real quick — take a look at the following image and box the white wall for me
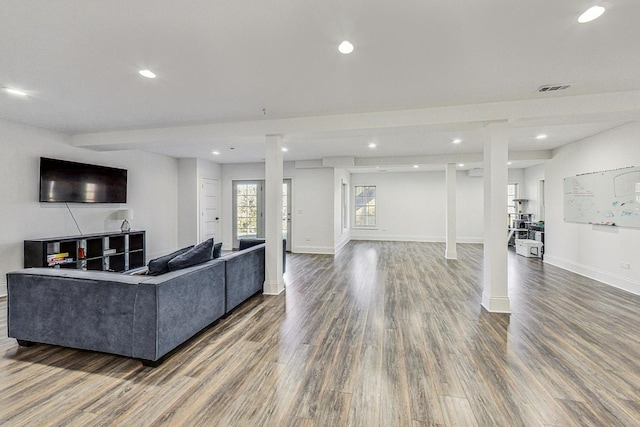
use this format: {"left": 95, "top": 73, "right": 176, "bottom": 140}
{"left": 351, "top": 171, "right": 484, "bottom": 243}
{"left": 522, "top": 164, "right": 545, "bottom": 221}
{"left": 508, "top": 168, "right": 525, "bottom": 192}
{"left": 457, "top": 172, "right": 485, "bottom": 242}
{"left": 0, "top": 119, "right": 179, "bottom": 297}
{"left": 292, "top": 167, "right": 335, "bottom": 253}
{"left": 178, "top": 159, "right": 199, "bottom": 246}
{"left": 545, "top": 122, "right": 640, "bottom": 295}
{"left": 177, "top": 158, "right": 222, "bottom": 247}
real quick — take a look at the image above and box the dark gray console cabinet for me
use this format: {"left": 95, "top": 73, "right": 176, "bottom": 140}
{"left": 24, "top": 231, "right": 145, "bottom": 272}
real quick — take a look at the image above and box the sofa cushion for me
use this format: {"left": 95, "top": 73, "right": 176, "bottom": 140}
{"left": 213, "top": 242, "right": 223, "bottom": 259}
{"left": 147, "top": 246, "right": 193, "bottom": 276}
{"left": 168, "top": 238, "right": 214, "bottom": 271}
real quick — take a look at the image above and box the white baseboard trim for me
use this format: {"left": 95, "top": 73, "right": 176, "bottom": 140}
{"left": 481, "top": 293, "right": 511, "bottom": 313}
{"left": 292, "top": 245, "right": 334, "bottom": 255}
{"left": 335, "top": 237, "right": 350, "bottom": 253}
{"left": 263, "top": 280, "right": 285, "bottom": 296}
{"left": 350, "top": 235, "right": 483, "bottom": 244}
{"left": 544, "top": 254, "right": 640, "bottom": 296}
{"left": 0, "top": 280, "right": 6, "bottom": 299}
{"left": 459, "top": 237, "right": 484, "bottom": 244}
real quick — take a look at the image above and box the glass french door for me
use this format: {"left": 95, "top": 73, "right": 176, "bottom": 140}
{"left": 233, "top": 179, "right": 292, "bottom": 250}
{"left": 283, "top": 179, "right": 291, "bottom": 252}
{"left": 233, "top": 181, "right": 263, "bottom": 249}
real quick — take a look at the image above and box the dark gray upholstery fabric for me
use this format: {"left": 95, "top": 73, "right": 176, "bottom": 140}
{"left": 167, "top": 238, "right": 213, "bottom": 271}
{"left": 7, "top": 260, "right": 227, "bottom": 362}
{"left": 7, "top": 270, "right": 146, "bottom": 357}
{"left": 223, "top": 244, "right": 265, "bottom": 313}
{"left": 238, "top": 238, "right": 266, "bottom": 250}
{"left": 137, "top": 259, "right": 226, "bottom": 359}
{"left": 6, "top": 240, "right": 267, "bottom": 363}
{"left": 238, "top": 238, "right": 286, "bottom": 272}
{"left": 147, "top": 245, "right": 193, "bottom": 276}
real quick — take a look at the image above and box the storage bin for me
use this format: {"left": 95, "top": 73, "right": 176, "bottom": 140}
{"left": 515, "top": 239, "right": 543, "bottom": 258}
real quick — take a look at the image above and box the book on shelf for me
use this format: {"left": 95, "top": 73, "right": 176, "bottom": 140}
{"left": 46, "top": 252, "right": 70, "bottom": 262}
{"left": 48, "top": 257, "right": 75, "bottom": 266}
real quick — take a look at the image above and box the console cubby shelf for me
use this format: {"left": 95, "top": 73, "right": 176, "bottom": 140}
{"left": 24, "top": 230, "right": 145, "bottom": 273}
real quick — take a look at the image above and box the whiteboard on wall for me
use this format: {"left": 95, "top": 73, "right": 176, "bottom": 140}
{"left": 564, "top": 166, "right": 640, "bottom": 228}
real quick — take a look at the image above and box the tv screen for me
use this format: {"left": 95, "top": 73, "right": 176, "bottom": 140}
{"left": 39, "top": 157, "right": 128, "bottom": 203}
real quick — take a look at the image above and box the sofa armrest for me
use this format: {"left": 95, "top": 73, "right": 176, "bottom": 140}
{"left": 238, "top": 238, "right": 286, "bottom": 273}
{"left": 7, "top": 269, "right": 146, "bottom": 357}
{"left": 223, "top": 244, "right": 265, "bottom": 313}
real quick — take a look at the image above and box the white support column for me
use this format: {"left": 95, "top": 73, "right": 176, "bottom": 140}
{"left": 445, "top": 162, "right": 458, "bottom": 259}
{"left": 482, "top": 122, "right": 510, "bottom": 313}
{"left": 264, "top": 134, "right": 285, "bottom": 295}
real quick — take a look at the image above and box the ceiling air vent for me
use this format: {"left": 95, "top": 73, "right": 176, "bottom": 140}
{"left": 537, "top": 84, "right": 571, "bottom": 93}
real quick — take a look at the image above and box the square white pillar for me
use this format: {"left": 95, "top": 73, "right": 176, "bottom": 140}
{"left": 482, "top": 122, "right": 510, "bottom": 313}
{"left": 445, "top": 162, "right": 458, "bottom": 259}
{"left": 264, "top": 134, "right": 285, "bottom": 295}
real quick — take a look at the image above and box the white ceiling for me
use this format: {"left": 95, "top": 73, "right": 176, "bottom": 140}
{"left": 2, "top": 0, "right": 640, "bottom": 169}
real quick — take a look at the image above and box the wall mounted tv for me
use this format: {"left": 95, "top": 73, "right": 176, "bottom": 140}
{"left": 39, "top": 157, "right": 128, "bottom": 203}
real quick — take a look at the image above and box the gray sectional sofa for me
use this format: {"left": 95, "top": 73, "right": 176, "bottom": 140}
{"left": 7, "top": 243, "right": 266, "bottom": 366}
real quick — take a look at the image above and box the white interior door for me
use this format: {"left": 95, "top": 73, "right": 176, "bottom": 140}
{"left": 200, "top": 177, "right": 220, "bottom": 244}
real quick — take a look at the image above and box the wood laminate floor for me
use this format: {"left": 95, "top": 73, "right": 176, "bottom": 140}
{"left": 1, "top": 241, "right": 639, "bottom": 426}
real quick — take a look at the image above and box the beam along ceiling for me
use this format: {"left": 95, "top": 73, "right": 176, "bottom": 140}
{"left": 1, "top": 1, "right": 640, "bottom": 167}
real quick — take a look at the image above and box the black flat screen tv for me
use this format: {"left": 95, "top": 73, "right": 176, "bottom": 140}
{"left": 39, "top": 157, "right": 128, "bottom": 203}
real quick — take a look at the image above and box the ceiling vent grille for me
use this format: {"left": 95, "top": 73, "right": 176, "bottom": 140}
{"left": 537, "top": 84, "right": 571, "bottom": 93}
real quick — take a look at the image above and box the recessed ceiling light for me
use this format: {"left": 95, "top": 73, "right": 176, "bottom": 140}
{"left": 536, "top": 134, "right": 548, "bottom": 140}
{"left": 3, "top": 87, "right": 27, "bottom": 97}
{"left": 368, "top": 142, "right": 377, "bottom": 148}
{"left": 413, "top": 165, "right": 419, "bottom": 169}
{"left": 139, "top": 69, "right": 156, "bottom": 79}
{"left": 338, "top": 40, "right": 354, "bottom": 54}
{"left": 458, "top": 163, "right": 465, "bottom": 167}
{"left": 281, "top": 147, "right": 288, "bottom": 152}
{"left": 452, "top": 138, "right": 462, "bottom": 144}
{"left": 507, "top": 161, "right": 513, "bottom": 165}
{"left": 578, "top": 5, "right": 605, "bottom": 23}
{"left": 212, "top": 151, "right": 220, "bottom": 155}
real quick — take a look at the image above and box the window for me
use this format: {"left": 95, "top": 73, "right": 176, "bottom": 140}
{"left": 355, "top": 185, "right": 376, "bottom": 226}
{"left": 507, "top": 183, "right": 518, "bottom": 226}
{"left": 341, "top": 181, "right": 348, "bottom": 231}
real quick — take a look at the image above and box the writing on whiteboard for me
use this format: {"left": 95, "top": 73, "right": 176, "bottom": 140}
{"left": 564, "top": 166, "right": 640, "bottom": 228}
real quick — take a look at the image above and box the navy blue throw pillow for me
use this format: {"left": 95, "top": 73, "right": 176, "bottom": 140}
{"left": 147, "top": 246, "right": 193, "bottom": 276}
{"left": 167, "top": 238, "right": 214, "bottom": 271}
{"left": 213, "top": 242, "right": 223, "bottom": 259}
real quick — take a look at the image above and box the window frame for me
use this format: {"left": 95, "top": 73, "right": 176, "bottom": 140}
{"left": 354, "top": 185, "right": 377, "bottom": 228}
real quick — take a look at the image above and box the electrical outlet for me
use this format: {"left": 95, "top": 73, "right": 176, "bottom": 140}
{"left": 621, "top": 262, "right": 630, "bottom": 269}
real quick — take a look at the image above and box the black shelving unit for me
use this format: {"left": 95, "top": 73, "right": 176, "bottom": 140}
{"left": 24, "top": 231, "right": 145, "bottom": 273}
